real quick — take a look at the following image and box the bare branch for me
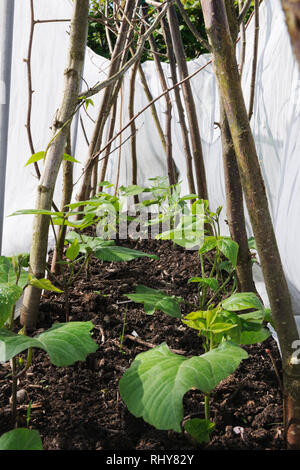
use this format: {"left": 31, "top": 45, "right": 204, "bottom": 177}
{"left": 25, "top": 0, "right": 60, "bottom": 213}
{"left": 142, "top": 6, "right": 176, "bottom": 185}
{"left": 238, "top": 0, "right": 252, "bottom": 25}
{"left": 91, "top": 59, "right": 212, "bottom": 168}
{"left": 115, "top": 87, "right": 125, "bottom": 194}
{"left": 25, "top": 0, "right": 40, "bottom": 178}
{"left": 174, "top": 0, "right": 211, "bottom": 52}
{"left": 105, "top": 1, "right": 114, "bottom": 55}
{"left": 145, "top": 0, "right": 165, "bottom": 7}
{"left": 34, "top": 19, "right": 70, "bottom": 24}
{"left": 79, "top": 0, "right": 174, "bottom": 99}
{"left": 73, "top": 58, "right": 212, "bottom": 190}
{"left": 238, "top": 0, "right": 246, "bottom": 75}
{"left": 248, "top": 0, "right": 259, "bottom": 121}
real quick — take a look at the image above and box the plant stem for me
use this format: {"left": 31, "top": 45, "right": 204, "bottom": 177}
{"left": 72, "top": 252, "right": 92, "bottom": 285}
{"left": 65, "top": 283, "right": 70, "bottom": 322}
{"left": 13, "top": 349, "right": 33, "bottom": 383}
{"left": 204, "top": 394, "right": 210, "bottom": 420}
{"left": 199, "top": 286, "right": 207, "bottom": 309}
{"left": 120, "top": 306, "right": 127, "bottom": 352}
{"left": 230, "top": 276, "right": 237, "bottom": 296}
{"left": 209, "top": 253, "right": 218, "bottom": 279}
{"left": 11, "top": 357, "right": 17, "bottom": 427}
{"left": 199, "top": 253, "right": 205, "bottom": 278}
{"left": 10, "top": 348, "right": 33, "bottom": 427}
{"left": 207, "top": 273, "right": 233, "bottom": 307}
{"left": 266, "top": 348, "right": 284, "bottom": 394}
{"left": 8, "top": 305, "right": 16, "bottom": 331}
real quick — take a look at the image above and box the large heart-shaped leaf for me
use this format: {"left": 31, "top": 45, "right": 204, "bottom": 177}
{"left": 220, "top": 310, "right": 271, "bottom": 345}
{"left": 65, "top": 231, "right": 115, "bottom": 254}
{"left": 182, "top": 311, "right": 207, "bottom": 332}
{"left": 238, "top": 311, "right": 271, "bottom": 345}
{"left": 9, "top": 209, "right": 63, "bottom": 218}
{"left": 28, "top": 276, "right": 63, "bottom": 293}
{"left": 198, "top": 236, "right": 217, "bottom": 254}
{"left": 119, "top": 185, "right": 146, "bottom": 197}
{"left": 66, "top": 238, "right": 80, "bottom": 261}
{"left": 0, "top": 284, "right": 23, "bottom": 328}
{"left": 157, "top": 230, "right": 202, "bottom": 250}
{"left": 119, "top": 341, "right": 248, "bottom": 432}
{"left": 124, "top": 285, "right": 182, "bottom": 318}
{"left": 0, "top": 428, "right": 43, "bottom": 450}
{"left": 157, "top": 215, "right": 204, "bottom": 250}
{"left": 222, "top": 292, "right": 264, "bottom": 312}
{"left": 217, "top": 237, "right": 239, "bottom": 268}
{"left": 0, "top": 256, "right": 11, "bottom": 283}
{"left": 0, "top": 321, "right": 98, "bottom": 366}
{"left": 94, "top": 246, "right": 158, "bottom": 262}
{"left": 188, "top": 277, "right": 219, "bottom": 292}
{"left": 239, "top": 323, "right": 271, "bottom": 345}
{"left": 0, "top": 256, "right": 28, "bottom": 288}
{"left": 184, "top": 419, "right": 215, "bottom": 444}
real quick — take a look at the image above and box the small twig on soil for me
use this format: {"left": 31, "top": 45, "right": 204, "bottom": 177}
{"left": 124, "top": 334, "right": 186, "bottom": 355}
{"left": 265, "top": 348, "right": 284, "bottom": 394}
{"left": 3, "top": 402, "right": 43, "bottom": 413}
{"left": 93, "top": 324, "right": 105, "bottom": 344}
{"left": 25, "top": 384, "right": 46, "bottom": 390}
{"left": 99, "top": 325, "right": 105, "bottom": 344}
{"left": 182, "top": 412, "right": 205, "bottom": 424}
{"left": 98, "top": 426, "right": 120, "bottom": 435}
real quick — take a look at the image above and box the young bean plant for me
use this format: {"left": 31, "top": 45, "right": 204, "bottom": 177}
{"left": 119, "top": 288, "right": 272, "bottom": 444}
{"left": 119, "top": 195, "right": 272, "bottom": 445}
{"left": 0, "top": 254, "right": 98, "bottom": 436}
{"left": 158, "top": 199, "right": 240, "bottom": 308}
{"left": 10, "top": 189, "right": 159, "bottom": 321}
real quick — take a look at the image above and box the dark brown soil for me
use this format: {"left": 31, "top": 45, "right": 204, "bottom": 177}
{"left": 0, "top": 237, "right": 285, "bottom": 451}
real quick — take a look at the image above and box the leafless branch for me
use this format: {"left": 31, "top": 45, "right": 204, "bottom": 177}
{"left": 105, "top": 1, "right": 114, "bottom": 55}
{"left": 25, "top": 0, "right": 40, "bottom": 178}
{"left": 25, "top": 0, "right": 61, "bottom": 213}
{"left": 238, "top": 0, "right": 252, "bottom": 25}
{"left": 79, "top": 0, "right": 174, "bottom": 99}
{"left": 34, "top": 19, "right": 71, "bottom": 24}
{"left": 238, "top": 1, "right": 246, "bottom": 76}
{"left": 92, "top": 59, "right": 212, "bottom": 167}
{"left": 174, "top": 0, "right": 211, "bottom": 52}
{"left": 73, "top": 58, "right": 212, "bottom": 189}
{"left": 145, "top": 0, "right": 164, "bottom": 7}
{"left": 248, "top": 0, "right": 260, "bottom": 121}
